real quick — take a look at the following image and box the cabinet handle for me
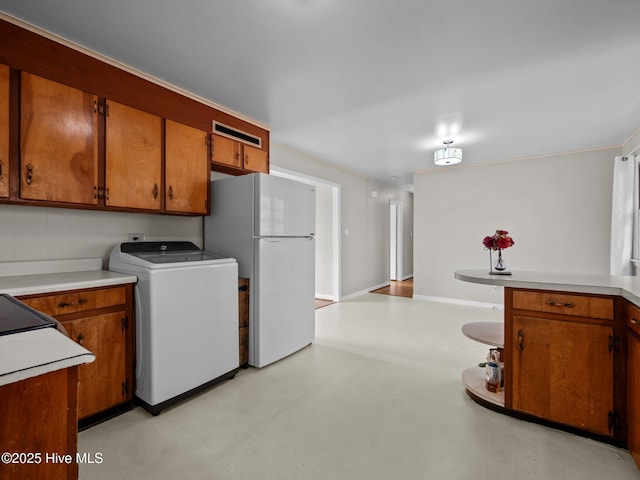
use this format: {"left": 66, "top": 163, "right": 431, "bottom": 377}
{"left": 517, "top": 329, "right": 525, "bottom": 351}
{"left": 631, "top": 318, "right": 639, "bottom": 324}
{"left": 152, "top": 183, "right": 159, "bottom": 199}
{"left": 77, "top": 333, "right": 84, "bottom": 346}
{"left": 168, "top": 185, "right": 174, "bottom": 201}
{"left": 25, "top": 163, "right": 33, "bottom": 185}
{"left": 545, "top": 300, "right": 574, "bottom": 308}
{"left": 58, "top": 298, "right": 87, "bottom": 308}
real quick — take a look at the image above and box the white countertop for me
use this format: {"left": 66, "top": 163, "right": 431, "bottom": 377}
{"left": 455, "top": 269, "right": 640, "bottom": 306}
{"left": 0, "top": 258, "right": 137, "bottom": 296}
{"left": 0, "top": 258, "right": 135, "bottom": 385}
{"left": 0, "top": 328, "right": 95, "bottom": 386}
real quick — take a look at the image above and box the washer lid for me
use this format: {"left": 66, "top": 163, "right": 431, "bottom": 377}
{"left": 119, "top": 241, "right": 232, "bottom": 264}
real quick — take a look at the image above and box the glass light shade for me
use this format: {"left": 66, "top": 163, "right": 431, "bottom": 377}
{"left": 434, "top": 146, "right": 463, "bottom": 166}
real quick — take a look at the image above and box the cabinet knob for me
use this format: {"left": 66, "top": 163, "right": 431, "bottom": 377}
{"left": 168, "top": 185, "right": 174, "bottom": 201}
{"left": 77, "top": 333, "right": 85, "bottom": 345}
{"left": 152, "top": 183, "right": 159, "bottom": 199}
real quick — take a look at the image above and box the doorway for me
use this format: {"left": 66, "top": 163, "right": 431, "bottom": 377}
{"left": 389, "top": 200, "right": 403, "bottom": 281}
{"left": 372, "top": 200, "right": 413, "bottom": 298}
{"left": 270, "top": 166, "right": 341, "bottom": 305}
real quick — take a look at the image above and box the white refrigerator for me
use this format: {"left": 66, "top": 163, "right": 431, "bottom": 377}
{"left": 204, "top": 173, "right": 316, "bottom": 368}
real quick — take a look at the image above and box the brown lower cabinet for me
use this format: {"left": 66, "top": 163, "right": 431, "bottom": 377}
{"left": 511, "top": 315, "right": 614, "bottom": 436}
{"left": 627, "top": 302, "right": 640, "bottom": 467}
{"left": 0, "top": 366, "right": 79, "bottom": 480}
{"left": 18, "top": 284, "right": 134, "bottom": 423}
{"left": 505, "top": 288, "right": 623, "bottom": 440}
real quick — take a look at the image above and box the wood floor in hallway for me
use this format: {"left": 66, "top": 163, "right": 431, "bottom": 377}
{"left": 371, "top": 278, "right": 413, "bottom": 298}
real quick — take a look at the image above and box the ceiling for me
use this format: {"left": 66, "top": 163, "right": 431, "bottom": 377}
{"left": 1, "top": 1, "right": 640, "bottom": 190}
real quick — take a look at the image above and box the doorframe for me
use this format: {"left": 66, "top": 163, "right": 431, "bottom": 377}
{"left": 269, "top": 166, "right": 341, "bottom": 302}
{"left": 389, "top": 200, "right": 403, "bottom": 282}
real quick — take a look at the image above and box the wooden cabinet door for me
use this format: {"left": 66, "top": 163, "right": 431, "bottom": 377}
{"left": 68, "top": 311, "right": 127, "bottom": 419}
{"left": 0, "top": 63, "right": 8, "bottom": 198}
{"left": 105, "top": 100, "right": 161, "bottom": 210}
{"left": 628, "top": 332, "right": 640, "bottom": 466}
{"left": 211, "top": 134, "right": 242, "bottom": 168}
{"left": 20, "top": 72, "right": 98, "bottom": 204}
{"left": 165, "top": 120, "right": 209, "bottom": 214}
{"left": 243, "top": 144, "right": 269, "bottom": 173}
{"left": 512, "top": 315, "right": 614, "bottom": 436}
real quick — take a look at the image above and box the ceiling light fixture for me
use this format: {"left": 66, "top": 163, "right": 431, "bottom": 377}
{"left": 434, "top": 140, "right": 463, "bottom": 166}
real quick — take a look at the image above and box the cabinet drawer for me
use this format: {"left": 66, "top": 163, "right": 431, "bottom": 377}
{"left": 628, "top": 302, "right": 640, "bottom": 335}
{"left": 19, "top": 286, "right": 127, "bottom": 316}
{"left": 512, "top": 290, "right": 613, "bottom": 320}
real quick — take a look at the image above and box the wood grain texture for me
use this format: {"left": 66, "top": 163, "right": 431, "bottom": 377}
{"left": 69, "top": 311, "right": 127, "bottom": 419}
{"left": 165, "top": 120, "right": 209, "bottom": 214}
{"left": 0, "top": 63, "right": 8, "bottom": 198}
{"left": 19, "top": 286, "right": 126, "bottom": 317}
{"left": 512, "top": 315, "right": 614, "bottom": 436}
{"left": 239, "top": 278, "right": 250, "bottom": 367}
{"left": 20, "top": 72, "right": 98, "bottom": 204}
{"left": 627, "top": 331, "right": 640, "bottom": 467}
{"left": 0, "top": 367, "right": 79, "bottom": 480}
{"left": 211, "top": 134, "right": 242, "bottom": 168}
{"left": 0, "top": 19, "right": 269, "bottom": 146}
{"left": 105, "top": 100, "right": 161, "bottom": 210}
{"left": 512, "top": 290, "right": 614, "bottom": 320}
{"left": 243, "top": 144, "right": 269, "bottom": 173}
{"left": 19, "top": 285, "right": 133, "bottom": 421}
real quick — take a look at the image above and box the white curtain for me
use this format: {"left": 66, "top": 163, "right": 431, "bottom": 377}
{"left": 610, "top": 154, "right": 637, "bottom": 275}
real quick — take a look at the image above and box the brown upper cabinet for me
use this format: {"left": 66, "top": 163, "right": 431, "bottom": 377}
{"left": 20, "top": 72, "right": 99, "bottom": 205}
{"left": 0, "top": 63, "right": 8, "bottom": 198}
{"left": 0, "top": 19, "right": 269, "bottom": 215}
{"left": 211, "top": 134, "right": 268, "bottom": 174}
{"left": 165, "top": 120, "right": 209, "bottom": 214}
{"left": 105, "top": 100, "right": 162, "bottom": 210}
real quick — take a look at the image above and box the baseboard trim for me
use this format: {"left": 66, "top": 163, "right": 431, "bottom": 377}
{"left": 340, "top": 283, "right": 389, "bottom": 302}
{"left": 413, "top": 294, "right": 504, "bottom": 310}
{"left": 315, "top": 294, "right": 334, "bottom": 301}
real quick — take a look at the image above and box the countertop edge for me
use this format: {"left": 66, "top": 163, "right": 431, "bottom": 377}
{"left": 455, "top": 269, "right": 640, "bottom": 306}
{"left": 0, "top": 329, "right": 96, "bottom": 386}
{"left": 0, "top": 271, "right": 137, "bottom": 297}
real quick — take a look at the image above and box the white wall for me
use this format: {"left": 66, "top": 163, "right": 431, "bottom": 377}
{"left": 413, "top": 147, "right": 619, "bottom": 305}
{"left": 270, "top": 144, "right": 413, "bottom": 299}
{"left": 0, "top": 204, "right": 202, "bottom": 267}
{"left": 314, "top": 182, "right": 334, "bottom": 299}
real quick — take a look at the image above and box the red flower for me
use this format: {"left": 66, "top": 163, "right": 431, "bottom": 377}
{"left": 482, "top": 229, "right": 515, "bottom": 251}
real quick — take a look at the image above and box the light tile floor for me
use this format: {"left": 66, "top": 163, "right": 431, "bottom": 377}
{"left": 78, "top": 294, "right": 639, "bottom": 479}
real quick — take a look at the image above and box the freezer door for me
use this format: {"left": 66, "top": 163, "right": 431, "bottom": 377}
{"left": 255, "top": 174, "right": 316, "bottom": 237}
{"left": 253, "top": 237, "right": 315, "bottom": 367}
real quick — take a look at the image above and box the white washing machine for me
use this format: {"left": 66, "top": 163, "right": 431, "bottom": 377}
{"left": 109, "top": 241, "right": 239, "bottom": 415}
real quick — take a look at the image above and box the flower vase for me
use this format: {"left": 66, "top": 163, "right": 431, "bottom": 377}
{"left": 490, "top": 249, "right": 512, "bottom": 275}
